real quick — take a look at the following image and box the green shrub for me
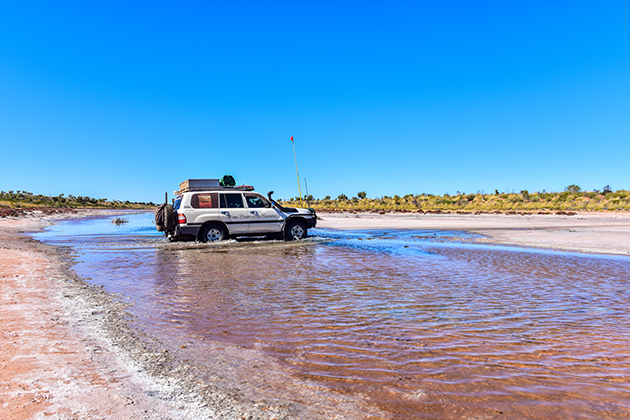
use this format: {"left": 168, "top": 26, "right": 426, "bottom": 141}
{"left": 565, "top": 184, "right": 582, "bottom": 193}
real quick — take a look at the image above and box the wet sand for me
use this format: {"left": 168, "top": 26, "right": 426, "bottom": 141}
{"left": 0, "top": 212, "right": 295, "bottom": 420}
{"left": 0, "top": 216, "right": 179, "bottom": 419}
{"left": 318, "top": 211, "right": 630, "bottom": 256}
{"left": 1, "top": 210, "right": 629, "bottom": 419}
{"left": 1, "top": 213, "right": 148, "bottom": 418}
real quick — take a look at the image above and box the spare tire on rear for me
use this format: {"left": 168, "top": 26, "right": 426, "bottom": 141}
{"left": 155, "top": 203, "right": 175, "bottom": 232}
{"left": 155, "top": 204, "right": 166, "bottom": 231}
{"left": 163, "top": 204, "right": 175, "bottom": 232}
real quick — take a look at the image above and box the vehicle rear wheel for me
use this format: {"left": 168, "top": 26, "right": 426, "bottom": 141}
{"left": 284, "top": 220, "right": 307, "bottom": 241}
{"left": 200, "top": 224, "right": 227, "bottom": 243}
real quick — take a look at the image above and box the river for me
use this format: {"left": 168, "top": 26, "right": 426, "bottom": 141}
{"left": 35, "top": 212, "right": 630, "bottom": 419}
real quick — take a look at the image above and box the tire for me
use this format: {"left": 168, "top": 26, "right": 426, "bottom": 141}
{"left": 164, "top": 204, "right": 175, "bottom": 232}
{"left": 200, "top": 223, "right": 227, "bottom": 243}
{"left": 284, "top": 220, "right": 307, "bottom": 241}
{"left": 155, "top": 204, "right": 166, "bottom": 231}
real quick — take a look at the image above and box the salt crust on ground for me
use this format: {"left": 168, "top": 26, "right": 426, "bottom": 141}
{"left": 317, "top": 211, "right": 630, "bottom": 256}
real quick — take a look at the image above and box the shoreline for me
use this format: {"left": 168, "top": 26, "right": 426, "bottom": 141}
{"left": 2, "top": 210, "right": 629, "bottom": 419}
{"left": 0, "top": 211, "right": 186, "bottom": 419}
{"left": 316, "top": 211, "right": 630, "bottom": 257}
{"left": 0, "top": 211, "right": 296, "bottom": 419}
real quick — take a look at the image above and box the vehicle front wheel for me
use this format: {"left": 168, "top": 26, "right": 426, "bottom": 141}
{"left": 199, "top": 224, "right": 227, "bottom": 243}
{"left": 285, "top": 220, "right": 307, "bottom": 241}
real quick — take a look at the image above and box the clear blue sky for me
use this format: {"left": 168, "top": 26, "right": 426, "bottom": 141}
{"left": 1, "top": 1, "right": 629, "bottom": 203}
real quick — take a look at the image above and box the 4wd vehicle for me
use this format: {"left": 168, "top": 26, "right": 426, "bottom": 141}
{"left": 155, "top": 179, "right": 317, "bottom": 242}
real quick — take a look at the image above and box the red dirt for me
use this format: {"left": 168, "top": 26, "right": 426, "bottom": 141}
{"left": 0, "top": 218, "right": 176, "bottom": 419}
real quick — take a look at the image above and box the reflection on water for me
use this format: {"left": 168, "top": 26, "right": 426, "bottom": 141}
{"left": 36, "top": 212, "right": 630, "bottom": 419}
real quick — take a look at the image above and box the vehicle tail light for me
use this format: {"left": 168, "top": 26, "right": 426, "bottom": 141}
{"left": 178, "top": 213, "right": 187, "bottom": 224}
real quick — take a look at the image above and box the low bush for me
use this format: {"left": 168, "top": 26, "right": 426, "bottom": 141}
{"left": 284, "top": 189, "right": 630, "bottom": 213}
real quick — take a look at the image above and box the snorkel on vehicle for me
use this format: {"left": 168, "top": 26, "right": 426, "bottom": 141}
{"left": 267, "top": 191, "right": 299, "bottom": 213}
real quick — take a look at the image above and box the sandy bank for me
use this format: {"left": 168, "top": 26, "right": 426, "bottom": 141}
{"left": 0, "top": 212, "right": 186, "bottom": 419}
{"left": 0, "top": 211, "right": 298, "bottom": 420}
{"left": 317, "top": 211, "right": 630, "bottom": 256}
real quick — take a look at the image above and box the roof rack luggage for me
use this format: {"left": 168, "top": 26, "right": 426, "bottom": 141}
{"left": 176, "top": 179, "right": 255, "bottom": 194}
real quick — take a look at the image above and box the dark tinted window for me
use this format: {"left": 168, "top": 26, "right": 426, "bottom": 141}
{"left": 245, "top": 194, "right": 268, "bottom": 208}
{"left": 220, "top": 193, "right": 244, "bottom": 208}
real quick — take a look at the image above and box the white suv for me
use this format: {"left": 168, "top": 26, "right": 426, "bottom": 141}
{"left": 158, "top": 187, "right": 317, "bottom": 242}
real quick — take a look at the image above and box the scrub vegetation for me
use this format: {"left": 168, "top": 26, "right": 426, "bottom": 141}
{"left": 282, "top": 185, "right": 630, "bottom": 213}
{"left": 0, "top": 190, "right": 155, "bottom": 209}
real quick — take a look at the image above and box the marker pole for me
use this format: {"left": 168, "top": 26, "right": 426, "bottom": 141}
{"left": 292, "top": 137, "right": 304, "bottom": 206}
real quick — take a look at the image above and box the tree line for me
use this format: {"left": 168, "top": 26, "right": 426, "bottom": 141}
{"left": 0, "top": 190, "right": 155, "bottom": 209}
{"left": 280, "top": 185, "right": 630, "bottom": 212}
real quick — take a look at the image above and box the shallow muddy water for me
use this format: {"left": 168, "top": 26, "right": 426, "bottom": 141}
{"left": 36, "top": 212, "right": 630, "bottom": 419}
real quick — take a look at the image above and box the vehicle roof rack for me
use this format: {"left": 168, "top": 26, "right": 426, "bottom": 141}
{"left": 175, "top": 180, "right": 255, "bottom": 195}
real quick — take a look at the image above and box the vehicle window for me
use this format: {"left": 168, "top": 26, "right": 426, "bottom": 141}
{"left": 244, "top": 194, "right": 268, "bottom": 208}
{"left": 191, "top": 193, "right": 218, "bottom": 209}
{"left": 220, "top": 193, "right": 244, "bottom": 208}
{"left": 173, "top": 196, "right": 182, "bottom": 210}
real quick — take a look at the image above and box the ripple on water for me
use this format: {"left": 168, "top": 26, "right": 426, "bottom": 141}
{"left": 35, "top": 213, "right": 630, "bottom": 419}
